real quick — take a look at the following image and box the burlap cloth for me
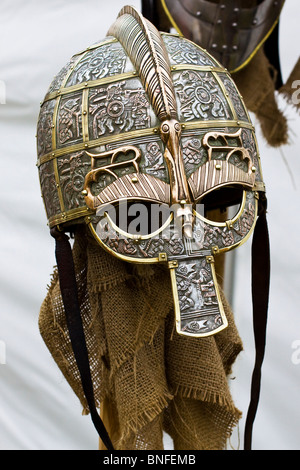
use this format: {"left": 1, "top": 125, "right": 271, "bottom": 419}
{"left": 233, "top": 49, "right": 300, "bottom": 148}
{"left": 39, "top": 225, "right": 243, "bottom": 450}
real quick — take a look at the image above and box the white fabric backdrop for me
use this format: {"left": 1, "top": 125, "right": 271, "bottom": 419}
{"left": 0, "top": 0, "right": 299, "bottom": 450}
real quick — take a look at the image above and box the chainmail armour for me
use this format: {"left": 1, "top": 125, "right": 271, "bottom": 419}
{"left": 39, "top": 225, "right": 242, "bottom": 450}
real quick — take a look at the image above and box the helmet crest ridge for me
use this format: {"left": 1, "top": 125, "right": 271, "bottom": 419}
{"left": 108, "top": 5, "right": 177, "bottom": 122}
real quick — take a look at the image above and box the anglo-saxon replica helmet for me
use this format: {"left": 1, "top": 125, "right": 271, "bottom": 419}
{"left": 37, "top": 6, "right": 269, "bottom": 450}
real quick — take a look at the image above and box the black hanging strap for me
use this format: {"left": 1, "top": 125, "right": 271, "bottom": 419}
{"left": 50, "top": 226, "right": 114, "bottom": 451}
{"left": 244, "top": 196, "right": 270, "bottom": 450}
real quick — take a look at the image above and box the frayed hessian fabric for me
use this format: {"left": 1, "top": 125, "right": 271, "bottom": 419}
{"left": 39, "top": 225, "right": 243, "bottom": 450}
{"left": 233, "top": 47, "right": 289, "bottom": 148}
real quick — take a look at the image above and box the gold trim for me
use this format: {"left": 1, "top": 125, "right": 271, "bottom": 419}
{"left": 87, "top": 221, "right": 160, "bottom": 264}
{"left": 37, "top": 127, "right": 159, "bottom": 167}
{"left": 161, "top": 0, "right": 184, "bottom": 37}
{"left": 218, "top": 197, "right": 258, "bottom": 254}
{"left": 213, "top": 71, "right": 253, "bottom": 124}
{"left": 194, "top": 190, "right": 247, "bottom": 228}
{"left": 51, "top": 95, "right": 64, "bottom": 211}
{"left": 42, "top": 71, "right": 137, "bottom": 104}
{"left": 183, "top": 119, "right": 254, "bottom": 132}
{"left": 171, "top": 64, "right": 226, "bottom": 73}
{"left": 53, "top": 158, "right": 65, "bottom": 212}
{"left": 48, "top": 206, "right": 94, "bottom": 228}
{"left": 104, "top": 211, "right": 173, "bottom": 240}
{"left": 212, "top": 71, "right": 238, "bottom": 121}
{"left": 252, "top": 131, "right": 265, "bottom": 189}
{"left": 82, "top": 87, "right": 89, "bottom": 143}
{"left": 253, "top": 181, "right": 265, "bottom": 192}
{"left": 74, "top": 37, "right": 118, "bottom": 57}
{"left": 51, "top": 94, "right": 60, "bottom": 150}
{"left": 192, "top": 191, "right": 258, "bottom": 254}
{"left": 37, "top": 119, "right": 255, "bottom": 167}
{"left": 219, "top": 198, "right": 258, "bottom": 253}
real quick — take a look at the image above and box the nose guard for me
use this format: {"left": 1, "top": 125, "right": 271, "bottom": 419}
{"left": 169, "top": 255, "right": 227, "bottom": 337}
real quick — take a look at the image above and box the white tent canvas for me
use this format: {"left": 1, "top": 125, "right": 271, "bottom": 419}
{"left": 0, "top": 0, "right": 299, "bottom": 450}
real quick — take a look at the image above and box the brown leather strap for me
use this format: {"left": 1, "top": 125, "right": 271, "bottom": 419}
{"left": 244, "top": 195, "right": 270, "bottom": 450}
{"left": 263, "top": 21, "right": 283, "bottom": 89}
{"left": 50, "top": 226, "right": 114, "bottom": 451}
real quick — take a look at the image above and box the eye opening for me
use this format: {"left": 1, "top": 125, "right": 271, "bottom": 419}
{"left": 197, "top": 185, "right": 245, "bottom": 224}
{"left": 105, "top": 200, "right": 172, "bottom": 238}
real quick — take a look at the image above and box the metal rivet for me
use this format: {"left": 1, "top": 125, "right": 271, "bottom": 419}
{"left": 232, "top": 45, "right": 238, "bottom": 51}
{"left": 131, "top": 176, "right": 138, "bottom": 183}
{"left": 211, "top": 43, "right": 217, "bottom": 49}
{"left": 133, "top": 236, "right": 142, "bottom": 244}
{"left": 196, "top": 11, "right": 201, "bottom": 16}
{"left": 84, "top": 143, "right": 88, "bottom": 148}
{"left": 84, "top": 82, "right": 88, "bottom": 86}
{"left": 252, "top": 166, "right": 257, "bottom": 173}
{"left": 83, "top": 110, "right": 87, "bottom": 115}
{"left": 232, "top": 22, "right": 237, "bottom": 27}
{"left": 222, "top": 44, "right": 228, "bottom": 50}
{"left": 81, "top": 189, "right": 88, "bottom": 196}
{"left": 215, "top": 163, "right": 221, "bottom": 170}
{"left": 217, "top": 19, "right": 222, "bottom": 24}
{"left": 180, "top": 199, "right": 187, "bottom": 205}
{"left": 233, "top": 7, "right": 239, "bottom": 12}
